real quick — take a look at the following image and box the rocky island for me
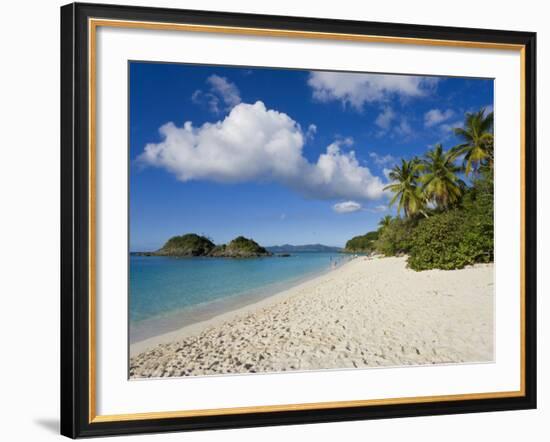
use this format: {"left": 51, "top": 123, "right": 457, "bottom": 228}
{"left": 209, "top": 236, "right": 272, "bottom": 258}
{"left": 133, "top": 233, "right": 272, "bottom": 258}
{"left": 154, "top": 233, "right": 215, "bottom": 256}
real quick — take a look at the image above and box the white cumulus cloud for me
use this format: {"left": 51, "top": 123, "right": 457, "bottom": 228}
{"left": 138, "top": 101, "right": 386, "bottom": 201}
{"left": 333, "top": 201, "right": 362, "bottom": 213}
{"left": 424, "top": 108, "right": 455, "bottom": 127}
{"left": 308, "top": 72, "right": 438, "bottom": 110}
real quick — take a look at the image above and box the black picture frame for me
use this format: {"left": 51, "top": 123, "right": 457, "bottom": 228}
{"left": 61, "top": 2, "right": 537, "bottom": 438}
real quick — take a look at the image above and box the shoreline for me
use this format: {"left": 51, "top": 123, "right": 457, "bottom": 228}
{"left": 130, "top": 256, "right": 357, "bottom": 356}
{"left": 130, "top": 256, "right": 494, "bottom": 377}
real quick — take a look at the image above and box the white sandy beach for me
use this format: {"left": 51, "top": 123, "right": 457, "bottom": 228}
{"left": 129, "top": 256, "right": 494, "bottom": 378}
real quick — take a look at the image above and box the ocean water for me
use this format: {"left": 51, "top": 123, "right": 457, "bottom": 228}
{"left": 129, "top": 252, "right": 348, "bottom": 342}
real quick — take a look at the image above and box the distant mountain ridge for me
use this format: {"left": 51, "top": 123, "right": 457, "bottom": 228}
{"left": 266, "top": 244, "right": 342, "bottom": 253}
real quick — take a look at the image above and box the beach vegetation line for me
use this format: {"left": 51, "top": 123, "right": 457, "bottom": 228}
{"left": 347, "top": 107, "right": 494, "bottom": 270}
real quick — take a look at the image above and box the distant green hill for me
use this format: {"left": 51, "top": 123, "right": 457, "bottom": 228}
{"left": 343, "top": 231, "right": 379, "bottom": 253}
{"left": 209, "top": 236, "right": 272, "bottom": 257}
{"left": 267, "top": 244, "right": 342, "bottom": 253}
{"left": 155, "top": 233, "right": 215, "bottom": 257}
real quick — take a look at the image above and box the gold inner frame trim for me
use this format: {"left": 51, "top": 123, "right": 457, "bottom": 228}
{"left": 88, "top": 18, "right": 527, "bottom": 424}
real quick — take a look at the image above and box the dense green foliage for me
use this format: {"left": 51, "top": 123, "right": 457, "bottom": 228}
{"left": 157, "top": 233, "right": 215, "bottom": 256}
{"left": 374, "top": 217, "right": 417, "bottom": 257}
{"left": 344, "top": 231, "right": 379, "bottom": 253}
{"left": 408, "top": 177, "right": 493, "bottom": 270}
{"left": 374, "top": 173, "right": 493, "bottom": 270}
{"left": 378, "top": 172, "right": 493, "bottom": 271}
{"left": 345, "top": 107, "right": 494, "bottom": 271}
{"left": 378, "top": 215, "right": 392, "bottom": 229}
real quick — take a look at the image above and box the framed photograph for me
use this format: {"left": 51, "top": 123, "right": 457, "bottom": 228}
{"left": 60, "top": 2, "right": 537, "bottom": 438}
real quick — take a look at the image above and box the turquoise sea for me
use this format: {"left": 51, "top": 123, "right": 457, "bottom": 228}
{"left": 129, "top": 252, "right": 348, "bottom": 343}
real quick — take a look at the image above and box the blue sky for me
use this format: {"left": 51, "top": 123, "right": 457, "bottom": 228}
{"left": 130, "top": 62, "right": 493, "bottom": 250}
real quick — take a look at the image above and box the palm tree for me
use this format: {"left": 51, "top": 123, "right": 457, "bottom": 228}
{"left": 378, "top": 215, "right": 392, "bottom": 230}
{"left": 384, "top": 159, "right": 426, "bottom": 218}
{"left": 418, "top": 144, "right": 465, "bottom": 210}
{"left": 451, "top": 108, "right": 494, "bottom": 176}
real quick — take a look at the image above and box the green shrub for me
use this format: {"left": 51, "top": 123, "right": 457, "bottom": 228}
{"left": 407, "top": 178, "right": 493, "bottom": 270}
{"left": 408, "top": 210, "right": 470, "bottom": 270}
{"left": 374, "top": 218, "right": 416, "bottom": 256}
